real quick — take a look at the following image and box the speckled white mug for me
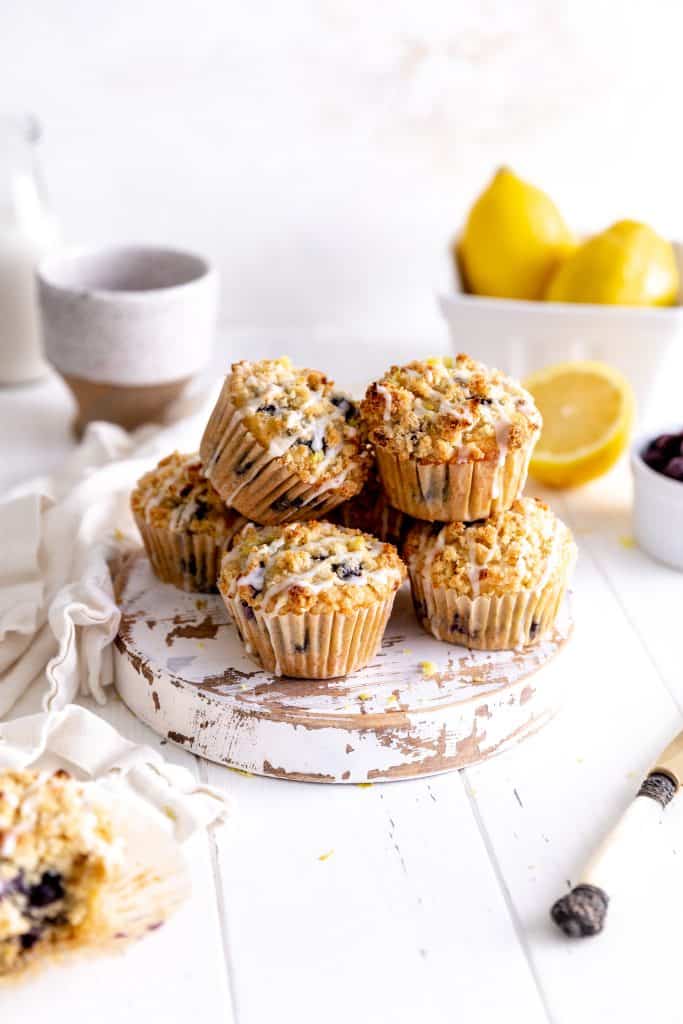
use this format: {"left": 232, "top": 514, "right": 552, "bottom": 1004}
{"left": 37, "top": 244, "right": 218, "bottom": 433}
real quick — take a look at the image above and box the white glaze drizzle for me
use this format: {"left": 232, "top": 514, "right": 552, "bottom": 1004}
{"left": 236, "top": 369, "right": 357, "bottom": 481}
{"left": 225, "top": 533, "right": 402, "bottom": 613}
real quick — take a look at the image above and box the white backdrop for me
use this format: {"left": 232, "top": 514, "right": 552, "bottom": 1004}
{"left": 2, "top": 0, "right": 682, "bottom": 341}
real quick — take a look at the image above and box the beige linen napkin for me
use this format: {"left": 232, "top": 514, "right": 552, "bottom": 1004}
{"left": 0, "top": 384, "right": 229, "bottom": 826}
{"left": 0, "top": 705, "right": 229, "bottom": 838}
{"left": 0, "top": 390, "right": 216, "bottom": 717}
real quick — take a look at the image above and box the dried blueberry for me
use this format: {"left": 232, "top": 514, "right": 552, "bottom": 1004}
{"left": 529, "top": 621, "right": 540, "bottom": 639}
{"left": 642, "top": 431, "right": 683, "bottom": 478}
{"left": 332, "top": 562, "right": 363, "bottom": 580}
{"left": 193, "top": 500, "right": 208, "bottom": 521}
{"left": 240, "top": 599, "right": 255, "bottom": 621}
{"left": 29, "top": 871, "right": 64, "bottom": 908}
{"left": 331, "top": 395, "right": 357, "bottom": 422}
{"left": 451, "top": 613, "right": 469, "bottom": 636}
{"left": 20, "top": 929, "right": 42, "bottom": 950}
{"left": 180, "top": 554, "right": 198, "bottom": 576}
{"left": 257, "top": 403, "right": 277, "bottom": 415}
{"left": 468, "top": 394, "right": 493, "bottom": 406}
{"left": 665, "top": 456, "right": 683, "bottom": 481}
{"left": 271, "top": 495, "right": 304, "bottom": 512}
{"left": 294, "top": 631, "right": 309, "bottom": 653}
{"left": 0, "top": 872, "right": 25, "bottom": 900}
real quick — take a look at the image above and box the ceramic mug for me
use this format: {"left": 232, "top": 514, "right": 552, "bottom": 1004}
{"left": 37, "top": 244, "right": 218, "bottom": 433}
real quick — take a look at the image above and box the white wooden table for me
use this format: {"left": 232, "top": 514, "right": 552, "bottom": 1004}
{"left": 3, "top": 353, "right": 683, "bottom": 1024}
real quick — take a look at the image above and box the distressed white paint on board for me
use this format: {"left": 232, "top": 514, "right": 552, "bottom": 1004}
{"left": 114, "top": 552, "right": 572, "bottom": 782}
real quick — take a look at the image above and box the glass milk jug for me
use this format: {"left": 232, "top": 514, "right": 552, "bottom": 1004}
{"left": 0, "top": 114, "right": 59, "bottom": 383}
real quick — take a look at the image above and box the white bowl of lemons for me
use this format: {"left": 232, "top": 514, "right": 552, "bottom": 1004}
{"left": 439, "top": 168, "right": 683, "bottom": 423}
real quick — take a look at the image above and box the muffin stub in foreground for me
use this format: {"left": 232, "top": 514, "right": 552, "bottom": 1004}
{"left": 404, "top": 497, "right": 576, "bottom": 650}
{"left": 219, "top": 520, "right": 406, "bottom": 678}
{"left": 0, "top": 770, "right": 116, "bottom": 977}
{"left": 131, "top": 451, "right": 247, "bottom": 592}
{"left": 200, "top": 358, "right": 372, "bottom": 525}
{"left": 361, "top": 355, "right": 541, "bottom": 521}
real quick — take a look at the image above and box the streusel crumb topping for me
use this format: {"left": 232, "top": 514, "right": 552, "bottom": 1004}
{"left": 403, "top": 497, "right": 576, "bottom": 598}
{"left": 361, "top": 354, "right": 541, "bottom": 462}
{"left": 219, "top": 520, "right": 406, "bottom": 615}
{"left": 227, "top": 358, "right": 371, "bottom": 486}
{"left": 131, "top": 452, "right": 246, "bottom": 539}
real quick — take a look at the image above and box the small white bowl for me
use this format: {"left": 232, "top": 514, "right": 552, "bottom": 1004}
{"left": 439, "top": 242, "right": 683, "bottom": 421}
{"left": 631, "top": 429, "right": 683, "bottom": 570}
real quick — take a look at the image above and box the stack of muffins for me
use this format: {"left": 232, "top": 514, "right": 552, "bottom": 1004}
{"left": 361, "top": 355, "right": 577, "bottom": 652}
{"left": 130, "top": 353, "right": 576, "bottom": 680}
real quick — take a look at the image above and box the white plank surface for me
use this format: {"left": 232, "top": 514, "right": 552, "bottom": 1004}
{"left": 4, "top": 370, "right": 683, "bottom": 1024}
{"left": 205, "top": 766, "right": 548, "bottom": 1024}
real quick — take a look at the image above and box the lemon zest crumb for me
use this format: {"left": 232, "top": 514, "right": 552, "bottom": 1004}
{"left": 419, "top": 660, "right": 438, "bottom": 678}
{"left": 318, "top": 849, "right": 334, "bottom": 861}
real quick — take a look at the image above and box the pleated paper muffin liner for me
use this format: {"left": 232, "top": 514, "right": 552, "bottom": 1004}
{"left": 408, "top": 568, "right": 568, "bottom": 651}
{"left": 94, "top": 791, "right": 191, "bottom": 946}
{"left": 134, "top": 512, "right": 231, "bottom": 593}
{"left": 199, "top": 387, "right": 363, "bottom": 525}
{"left": 375, "top": 444, "right": 532, "bottom": 522}
{"left": 0, "top": 789, "right": 190, "bottom": 982}
{"left": 220, "top": 593, "right": 396, "bottom": 678}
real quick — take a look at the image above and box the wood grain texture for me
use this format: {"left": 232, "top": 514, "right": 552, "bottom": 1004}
{"left": 113, "top": 551, "right": 572, "bottom": 782}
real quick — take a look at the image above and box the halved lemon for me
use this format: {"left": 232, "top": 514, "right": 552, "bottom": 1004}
{"left": 524, "top": 361, "right": 635, "bottom": 488}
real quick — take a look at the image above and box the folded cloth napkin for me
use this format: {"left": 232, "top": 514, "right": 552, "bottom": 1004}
{"left": 0, "top": 705, "right": 230, "bottom": 839}
{"left": 0, "top": 388, "right": 217, "bottom": 718}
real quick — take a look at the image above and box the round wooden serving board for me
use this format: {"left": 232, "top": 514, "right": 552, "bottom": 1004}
{"left": 113, "top": 551, "right": 572, "bottom": 783}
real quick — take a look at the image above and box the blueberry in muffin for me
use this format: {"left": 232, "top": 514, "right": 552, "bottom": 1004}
{"left": 131, "top": 452, "right": 247, "bottom": 592}
{"left": 403, "top": 497, "right": 576, "bottom": 650}
{"left": 200, "top": 358, "right": 372, "bottom": 525}
{"left": 361, "top": 354, "right": 541, "bottom": 522}
{"left": 218, "top": 519, "right": 406, "bottom": 678}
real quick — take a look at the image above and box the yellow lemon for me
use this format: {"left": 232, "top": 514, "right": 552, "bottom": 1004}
{"left": 457, "top": 167, "right": 574, "bottom": 300}
{"left": 524, "top": 361, "right": 635, "bottom": 488}
{"left": 545, "top": 219, "right": 679, "bottom": 306}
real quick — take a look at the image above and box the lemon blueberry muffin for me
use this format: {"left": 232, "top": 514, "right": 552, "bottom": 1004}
{"left": 131, "top": 452, "right": 247, "bottom": 592}
{"left": 404, "top": 497, "right": 576, "bottom": 650}
{"left": 0, "top": 770, "right": 117, "bottom": 977}
{"left": 361, "top": 354, "right": 542, "bottom": 522}
{"left": 200, "top": 358, "right": 371, "bottom": 525}
{"left": 328, "top": 463, "right": 414, "bottom": 552}
{"left": 218, "top": 520, "right": 406, "bottom": 678}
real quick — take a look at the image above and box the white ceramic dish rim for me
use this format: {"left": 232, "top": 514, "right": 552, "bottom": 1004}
{"left": 440, "top": 237, "right": 683, "bottom": 317}
{"left": 630, "top": 426, "right": 683, "bottom": 500}
{"left": 439, "top": 289, "right": 683, "bottom": 320}
{"left": 37, "top": 243, "right": 216, "bottom": 302}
